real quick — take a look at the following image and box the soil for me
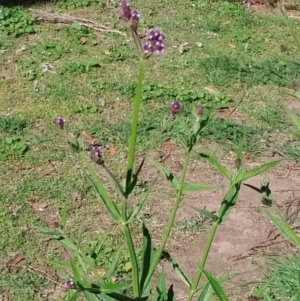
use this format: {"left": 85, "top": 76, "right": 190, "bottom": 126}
{"left": 142, "top": 147, "right": 300, "bottom": 300}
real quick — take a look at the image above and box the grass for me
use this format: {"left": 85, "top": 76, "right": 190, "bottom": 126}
{"left": 1, "top": 0, "right": 300, "bottom": 300}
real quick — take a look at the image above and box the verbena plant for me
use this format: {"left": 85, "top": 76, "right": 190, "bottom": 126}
{"left": 39, "top": 2, "right": 280, "bottom": 300}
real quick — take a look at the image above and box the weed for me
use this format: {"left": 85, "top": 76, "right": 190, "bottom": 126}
{"left": 59, "top": 60, "right": 100, "bottom": 75}
{"left": 175, "top": 214, "right": 212, "bottom": 233}
{"left": 56, "top": 0, "right": 105, "bottom": 9}
{"left": 0, "top": 6, "right": 36, "bottom": 36}
{"left": 241, "top": 57, "right": 300, "bottom": 87}
{"left": 262, "top": 254, "right": 300, "bottom": 300}
{"left": 279, "top": 141, "right": 300, "bottom": 162}
{"left": 0, "top": 115, "right": 27, "bottom": 134}
{"left": 0, "top": 135, "right": 28, "bottom": 161}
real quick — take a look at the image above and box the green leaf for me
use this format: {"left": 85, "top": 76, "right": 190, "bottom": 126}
{"left": 162, "top": 251, "right": 191, "bottom": 288}
{"left": 102, "top": 164, "right": 126, "bottom": 199}
{"left": 197, "top": 282, "right": 213, "bottom": 301}
{"left": 189, "top": 205, "right": 218, "bottom": 221}
{"left": 217, "top": 184, "right": 241, "bottom": 223}
{"left": 70, "top": 261, "right": 81, "bottom": 282}
{"left": 128, "top": 178, "right": 157, "bottom": 223}
{"left": 152, "top": 160, "right": 180, "bottom": 191}
{"left": 90, "top": 235, "right": 107, "bottom": 259}
{"left": 199, "top": 154, "right": 232, "bottom": 182}
{"left": 202, "top": 269, "right": 229, "bottom": 301}
{"left": 83, "top": 291, "right": 102, "bottom": 301}
{"left": 68, "top": 292, "right": 82, "bottom": 301}
{"left": 60, "top": 203, "right": 68, "bottom": 231}
{"left": 140, "top": 222, "right": 154, "bottom": 295}
{"left": 102, "top": 283, "right": 130, "bottom": 293}
{"left": 0, "top": 153, "right": 7, "bottom": 161}
{"left": 106, "top": 248, "right": 123, "bottom": 281}
{"left": 233, "top": 160, "right": 281, "bottom": 184}
{"left": 262, "top": 208, "right": 300, "bottom": 247}
{"left": 83, "top": 170, "right": 122, "bottom": 223}
{"left": 286, "top": 108, "right": 300, "bottom": 137}
{"left": 77, "top": 219, "right": 86, "bottom": 250}
{"left": 182, "top": 183, "right": 218, "bottom": 194}
{"left": 154, "top": 270, "right": 167, "bottom": 301}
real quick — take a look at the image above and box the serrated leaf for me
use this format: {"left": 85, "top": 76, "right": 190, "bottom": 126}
{"left": 202, "top": 269, "right": 229, "bottom": 301}
{"left": 183, "top": 183, "right": 218, "bottom": 194}
{"left": 199, "top": 153, "right": 232, "bottom": 181}
{"left": 152, "top": 160, "right": 180, "bottom": 191}
{"left": 189, "top": 205, "right": 218, "bottom": 221}
{"left": 233, "top": 160, "right": 281, "bottom": 184}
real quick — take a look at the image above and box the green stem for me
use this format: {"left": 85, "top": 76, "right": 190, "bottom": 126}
{"left": 123, "top": 224, "right": 141, "bottom": 298}
{"left": 187, "top": 221, "right": 219, "bottom": 301}
{"left": 143, "top": 151, "right": 192, "bottom": 290}
{"left": 126, "top": 59, "right": 145, "bottom": 195}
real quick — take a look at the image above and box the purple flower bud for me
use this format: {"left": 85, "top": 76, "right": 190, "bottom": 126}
{"left": 170, "top": 101, "right": 182, "bottom": 115}
{"left": 65, "top": 278, "right": 75, "bottom": 289}
{"left": 120, "top": 0, "right": 140, "bottom": 32}
{"left": 54, "top": 117, "right": 66, "bottom": 129}
{"left": 91, "top": 144, "right": 103, "bottom": 164}
{"left": 120, "top": 0, "right": 131, "bottom": 21}
{"left": 143, "top": 28, "right": 165, "bottom": 56}
{"left": 196, "top": 107, "right": 204, "bottom": 116}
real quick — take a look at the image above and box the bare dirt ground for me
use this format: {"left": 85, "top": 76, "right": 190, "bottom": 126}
{"left": 139, "top": 145, "right": 300, "bottom": 300}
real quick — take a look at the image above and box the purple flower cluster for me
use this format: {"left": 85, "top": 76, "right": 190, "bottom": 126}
{"left": 54, "top": 117, "right": 66, "bottom": 129}
{"left": 120, "top": 0, "right": 140, "bottom": 32}
{"left": 143, "top": 28, "right": 165, "bottom": 55}
{"left": 169, "top": 101, "right": 182, "bottom": 115}
{"left": 65, "top": 278, "right": 75, "bottom": 289}
{"left": 91, "top": 144, "right": 102, "bottom": 164}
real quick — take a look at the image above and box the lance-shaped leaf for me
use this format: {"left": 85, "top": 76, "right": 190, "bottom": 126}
{"left": 182, "top": 183, "right": 218, "bottom": 194}
{"left": 162, "top": 251, "right": 191, "bottom": 288}
{"left": 202, "top": 269, "right": 229, "bottom": 301}
{"left": 217, "top": 183, "right": 241, "bottom": 224}
{"left": 262, "top": 208, "right": 300, "bottom": 247}
{"left": 189, "top": 205, "right": 218, "bottom": 222}
{"left": 83, "top": 170, "right": 122, "bottom": 223}
{"left": 152, "top": 161, "right": 180, "bottom": 191}
{"left": 233, "top": 160, "right": 281, "bottom": 185}
{"left": 102, "top": 164, "right": 126, "bottom": 198}
{"left": 101, "top": 283, "right": 130, "bottom": 293}
{"left": 140, "top": 222, "right": 154, "bottom": 295}
{"left": 128, "top": 178, "right": 157, "bottom": 224}
{"left": 199, "top": 153, "right": 232, "bottom": 182}
{"left": 69, "top": 292, "right": 82, "bottom": 301}
{"left": 106, "top": 247, "right": 123, "bottom": 281}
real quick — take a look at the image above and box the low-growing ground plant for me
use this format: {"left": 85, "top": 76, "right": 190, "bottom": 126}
{"left": 38, "top": 2, "right": 281, "bottom": 300}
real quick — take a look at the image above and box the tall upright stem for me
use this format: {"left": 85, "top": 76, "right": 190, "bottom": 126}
{"left": 187, "top": 221, "right": 219, "bottom": 301}
{"left": 126, "top": 59, "right": 145, "bottom": 195}
{"left": 143, "top": 151, "right": 192, "bottom": 290}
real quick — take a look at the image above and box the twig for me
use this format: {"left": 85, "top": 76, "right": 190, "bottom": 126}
{"left": 28, "top": 9, "right": 126, "bottom": 36}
